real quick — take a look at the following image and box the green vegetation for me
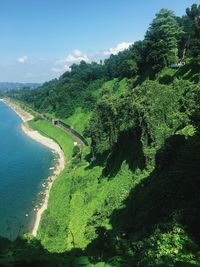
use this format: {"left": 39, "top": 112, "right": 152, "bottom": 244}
{"left": 2, "top": 4, "right": 200, "bottom": 267}
{"left": 29, "top": 119, "right": 74, "bottom": 160}
{"left": 144, "top": 9, "right": 182, "bottom": 76}
{"left": 61, "top": 107, "right": 92, "bottom": 135}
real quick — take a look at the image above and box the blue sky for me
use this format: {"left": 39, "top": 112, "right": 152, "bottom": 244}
{"left": 0, "top": 0, "right": 197, "bottom": 82}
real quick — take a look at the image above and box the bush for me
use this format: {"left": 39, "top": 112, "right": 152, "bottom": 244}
{"left": 73, "top": 145, "right": 80, "bottom": 157}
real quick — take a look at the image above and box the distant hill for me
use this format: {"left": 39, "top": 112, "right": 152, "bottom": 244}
{"left": 0, "top": 82, "right": 41, "bottom": 92}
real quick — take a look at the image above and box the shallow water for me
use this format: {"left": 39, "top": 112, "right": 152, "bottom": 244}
{"left": 0, "top": 102, "right": 54, "bottom": 239}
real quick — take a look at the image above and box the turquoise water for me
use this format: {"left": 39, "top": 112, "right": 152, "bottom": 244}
{"left": 0, "top": 102, "right": 54, "bottom": 239}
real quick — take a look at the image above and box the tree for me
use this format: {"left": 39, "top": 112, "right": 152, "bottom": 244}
{"left": 185, "top": 4, "right": 200, "bottom": 62}
{"left": 144, "top": 9, "right": 182, "bottom": 76}
{"left": 117, "top": 59, "right": 138, "bottom": 78}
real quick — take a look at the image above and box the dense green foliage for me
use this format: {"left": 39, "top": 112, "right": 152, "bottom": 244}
{"left": 144, "top": 9, "right": 182, "bottom": 75}
{"left": 86, "top": 81, "right": 189, "bottom": 160}
{"left": 179, "top": 4, "right": 200, "bottom": 62}
{"left": 2, "top": 4, "right": 200, "bottom": 267}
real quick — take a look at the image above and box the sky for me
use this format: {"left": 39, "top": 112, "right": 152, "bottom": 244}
{"left": 0, "top": 0, "right": 198, "bottom": 83}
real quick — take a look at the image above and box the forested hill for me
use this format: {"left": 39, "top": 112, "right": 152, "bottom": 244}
{"left": 3, "top": 4, "right": 200, "bottom": 267}
{"left": 7, "top": 6, "right": 200, "bottom": 119}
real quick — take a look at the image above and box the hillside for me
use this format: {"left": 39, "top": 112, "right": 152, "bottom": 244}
{"left": 2, "top": 4, "right": 200, "bottom": 267}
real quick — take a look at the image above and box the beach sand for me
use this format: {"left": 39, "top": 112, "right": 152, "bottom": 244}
{"left": 2, "top": 98, "right": 34, "bottom": 122}
{"left": 2, "top": 98, "right": 65, "bottom": 236}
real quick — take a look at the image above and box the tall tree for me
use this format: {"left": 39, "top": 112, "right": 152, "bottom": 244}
{"left": 185, "top": 4, "right": 200, "bottom": 62}
{"left": 144, "top": 9, "right": 182, "bottom": 76}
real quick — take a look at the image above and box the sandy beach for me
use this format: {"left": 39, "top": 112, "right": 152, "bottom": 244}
{"left": 2, "top": 98, "right": 34, "bottom": 122}
{"left": 2, "top": 98, "right": 65, "bottom": 237}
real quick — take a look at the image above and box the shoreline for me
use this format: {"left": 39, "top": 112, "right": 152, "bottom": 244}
{"left": 2, "top": 99, "right": 65, "bottom": 236}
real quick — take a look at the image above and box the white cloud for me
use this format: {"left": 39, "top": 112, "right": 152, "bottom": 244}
{"left": 52, "top": 49, "right": 90, "bottom": 73}
{"left": 104, "top": 42, "right": 133, "bottom": 56}
{"left": 5, "top": 42, "right": 135, "bottom": 81}
{"left": 18, "top": 56, "right": 28, "bottom": 64}
{"left": 51, "top": 43, "right": 134, "bottom": 74}
{"left": 66, "top": 49, "right": 90, "bottom": 64}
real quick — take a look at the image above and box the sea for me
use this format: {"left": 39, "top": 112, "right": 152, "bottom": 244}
{"left": 0, "top": 101, "right": 54, "bottom": 239}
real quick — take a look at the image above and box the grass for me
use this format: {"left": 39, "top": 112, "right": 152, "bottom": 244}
{"left": 38, "top": 153, "right": 147, "bottom": 253}
{"left": 61, "top": 107, "right": 91, "bottom": 135}
{"left": 28, "top": 119, "right": 74, "bottom": 160}
{"left": 94, "top": 78, "right": 128, "bottom": 98}
{"left": 157, "top": 67, "right": 177, "bottom": 84}
{"left": 37, "top": 166, "right": 73, "bottom": 252}
{"left": 114, "top": 78, "right": 128, "bottom": 96}
{"left": 66, "top": 164, "right": 145, "bottom": 250}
